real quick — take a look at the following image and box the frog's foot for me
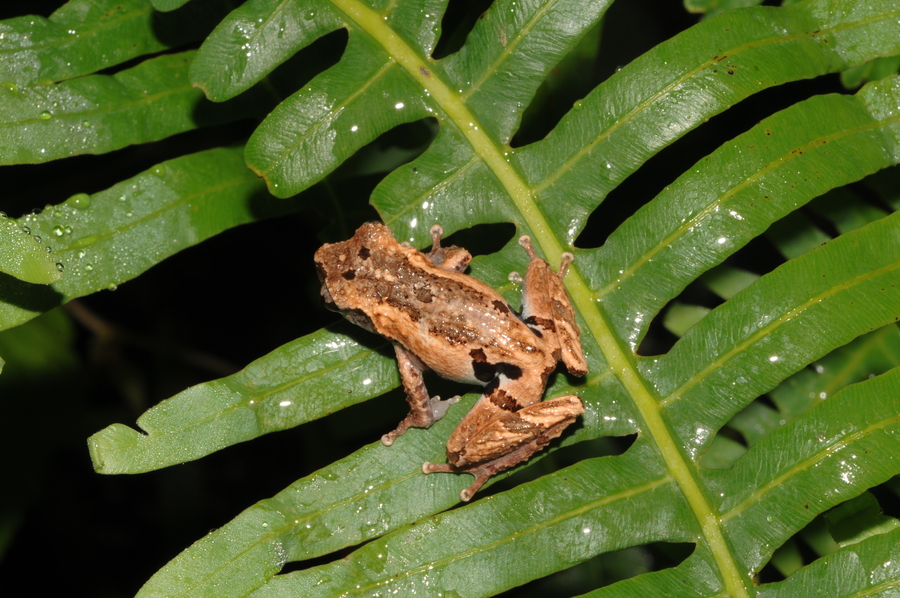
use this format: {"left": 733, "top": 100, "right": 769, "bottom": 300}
{"left": 429, "top": 394, "right": 460, "bottom": 420}
{"left": 421, "top": 461, "right": 493, "bottom": 502}
{"left": 429, "top": 224, "right": 444, "bottom": 251}
{"left": 381, "top": 395, "right": 460, "bottom": 446}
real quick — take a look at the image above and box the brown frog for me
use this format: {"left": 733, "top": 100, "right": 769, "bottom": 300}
{"left": 315, "top": 222, "right": 587, "bottom": 501}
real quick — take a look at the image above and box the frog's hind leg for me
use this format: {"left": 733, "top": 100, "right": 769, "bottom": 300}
{"left": 423, "top": 395, "right": 584, "bottom": 501}
{"left": 382, "top": 344, "right": 460, "bottom": 446}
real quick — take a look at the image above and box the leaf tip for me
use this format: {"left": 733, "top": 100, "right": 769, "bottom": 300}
{"left": 87, "top": 423, "right": 145, "bottom": 474}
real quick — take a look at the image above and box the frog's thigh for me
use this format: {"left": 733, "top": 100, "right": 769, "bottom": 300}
{"left": 425, "top": 395, "right": 584, "bottom": 501}
{"left": 457, "top": 395, "right": 584, "bottom": 465}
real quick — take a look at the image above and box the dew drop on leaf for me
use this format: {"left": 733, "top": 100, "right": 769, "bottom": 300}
{"left": 67, "top": 193, "right": 91, "bottom": 209}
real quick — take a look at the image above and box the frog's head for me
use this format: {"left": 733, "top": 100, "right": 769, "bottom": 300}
{"left": 314, "top": 252, "right": 378, "bottom": 334}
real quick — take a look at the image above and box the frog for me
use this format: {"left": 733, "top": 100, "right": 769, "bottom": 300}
{"left": 314, "top": 222, "right": 587, "bottom": 501}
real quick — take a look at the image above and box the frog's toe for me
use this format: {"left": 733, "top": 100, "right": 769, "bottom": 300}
{"left": 429, "top": 395, "right": 460, "bottom": 420}
{"left": 423, "top": 461, "right": 453, "bottom": 474}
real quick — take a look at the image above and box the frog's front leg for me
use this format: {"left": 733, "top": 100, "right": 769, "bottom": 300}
{"left": 381, "top": 344, "right": 460, "bottom": 446}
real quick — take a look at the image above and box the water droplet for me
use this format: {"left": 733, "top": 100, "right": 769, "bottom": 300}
{"left": 82, "top": 120, "right": 90, "bottom": 127}
{"left": 84, "top": 263, "right": 93, "bottom": 272}
{"left": 53, "top": 225, "right": 64, "bottom": 236}
{"left": 153, "top": 164, "right": 166, "bottom": 176}
{"left": 21, "top": 226, "right": 30, "bottom": 234}
{"left": 107, "top": 283, "right": 117, "bottom": 291}
{"left": 39, "top": 110, "right": 52, "bottom": 120}
{"left": 573, "top": 101, "right": 583, "bottom": 111}
{"left": 2, "top": 81, "right": 18, "bottom": 94}
{"left": 67, "top": 193, "right": 91, "bottom": 209}
{"left": 64, "top": 225, "right": 73, "bottom": 234}
{"left": 55, "top": 262, "right": 64, "bottom": 271}
{"left": 77, "top": 250, "right": 86, "bottom": 259}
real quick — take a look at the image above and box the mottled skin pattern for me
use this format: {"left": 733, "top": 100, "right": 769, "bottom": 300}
{"left": 315, "top": 222, "right": 587, "bottom": 501}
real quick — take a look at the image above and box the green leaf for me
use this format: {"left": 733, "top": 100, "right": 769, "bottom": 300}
{"left": 842, "top": 53, "right": 900, "bottom": 89}
{"left": 0, "top": 146, "right": 295, "bottom": 332}
{"left": 683, "top": 0, "right": 764, "bottom": 19}
{"left": 0, "top": 51, "right": 268, "bottom": 164}
{"left": 757, "top": 526, "right": 900, "bottom": 597}
{"left": 0, "top": 217, "right": 60, "bottom": 284}
{"left": 89, "top": 323, "right": 401, "bottom": 474}
{"left": 823, "top": 492, "right": 900, "bottom": 548}
{"left": 152, "top": 0, "right": 193, "bottom": 11}
{"left": 0, "top": 0, "right": 231, "bottom": 86}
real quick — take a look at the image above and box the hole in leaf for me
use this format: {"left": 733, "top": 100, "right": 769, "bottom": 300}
{"left": 280, "top": 543, "right": 359, "bottom": 576}
{"left": 576, "top": 73, "right": 844, "bottom": 251}
{"left": 846, "top": 178, "right": 897, "bottom": 217}
{"left": 860, "top": 164, "right": 900, "bottom": 212}
{"left": 510, "top": 18, "right": 605, "bottom": 149}
{"left": 511, "top": 0, "right": 696, "bottom": 149}
{"left": 495, "top": 542, "right": 694, "bottom": 597}
{"left": 758, "top": 485, "right": 900, "bottom": 583}
{"left": 440, "top": 221, "right": 516, "bottom": 258}
{"left": 432, "top": 0, "right": 495, "bottom": 59}
{"left": 638, "top": 234, "right": 783, "bottom": 357}
{"left": 264, "top": 28, "right": 349, "bottom": 100}
{"left": 338, "top": 117, "right": 440, "bottom": 180}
